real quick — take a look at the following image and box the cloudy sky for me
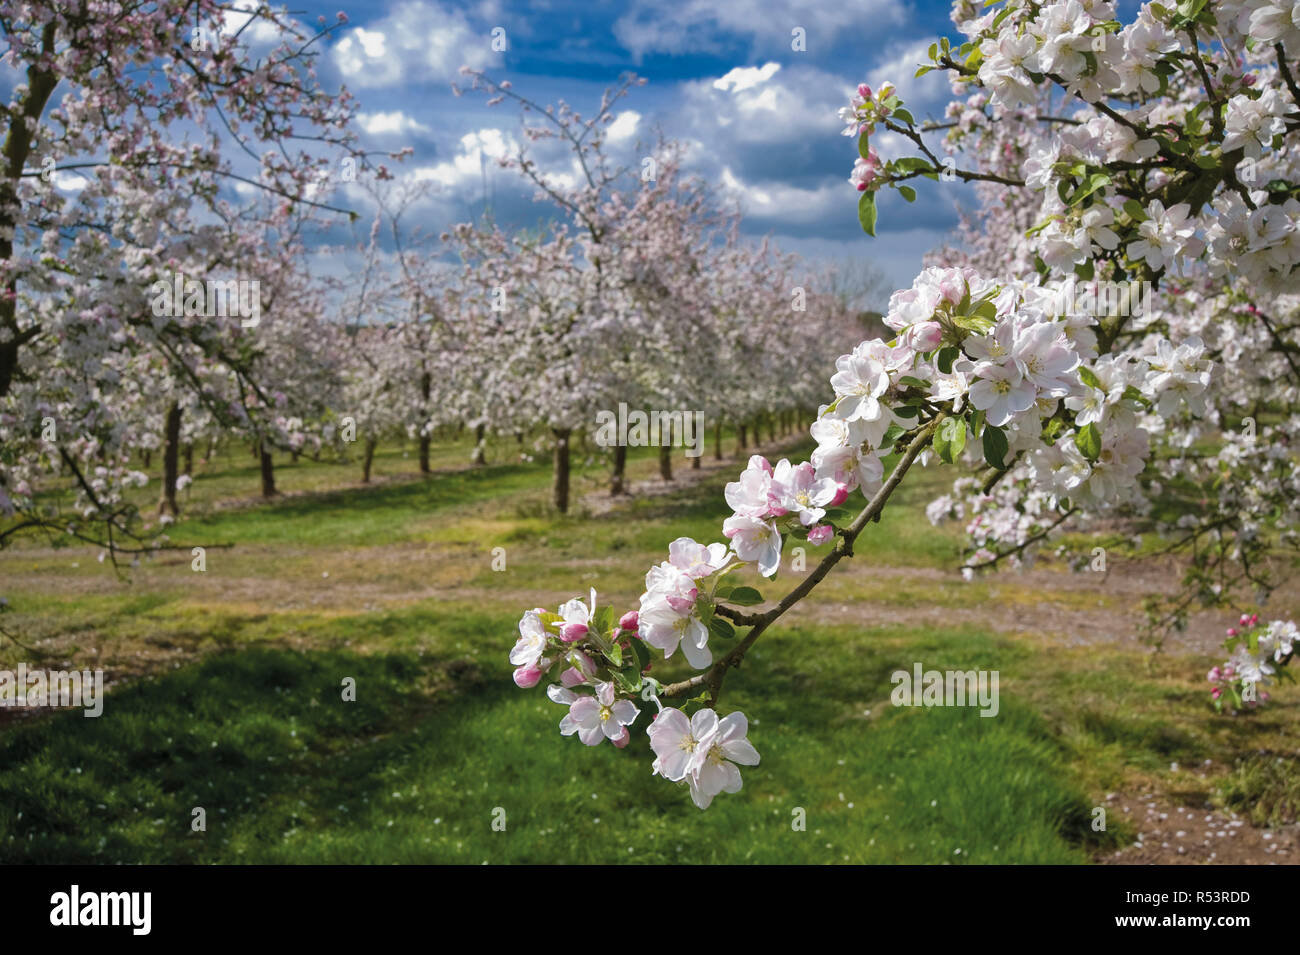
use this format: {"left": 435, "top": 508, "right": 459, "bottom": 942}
{"left": 301, "top": 0, "right": 984, "bottom": 300}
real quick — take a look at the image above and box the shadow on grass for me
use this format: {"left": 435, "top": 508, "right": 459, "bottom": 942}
{"left": 0, "top": 623, "right": 1126, "bottom": 864}
{"left": 0, "top": 647, "right": 505, "bottom": 863}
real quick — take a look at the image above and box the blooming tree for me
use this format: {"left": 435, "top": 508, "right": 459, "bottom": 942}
{"left": 0, "top": 1, "right": 376, "bottom": 554}
{"left": 511, "top": 0, "right": 1300, "bottom": 808}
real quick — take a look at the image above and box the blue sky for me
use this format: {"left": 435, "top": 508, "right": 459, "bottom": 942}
{"left": 300, "top": 0, "right": 983, "bottom": 300}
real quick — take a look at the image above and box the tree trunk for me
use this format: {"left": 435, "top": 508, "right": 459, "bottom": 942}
{"left": 659, "top": 419, "right": 673, "bottom": 481}
{"left": 713, "top": 420, "right": 723, "bottom": 460}
{"left": 611, "top": 443, "right": 627, "bottom": 496}
{"left": 183, "top": 442, "right": 194, "bottom": 477}
{"left": 142, "top": 449, "right": 152, "bottom": 470}
{"left": 259, "top": 440, "right": 277, "bottom": 498}
{"left": 419, "top": 370, "right": 432, "bottom": 474}
{"left": 471, "top": 423, "right": 487, "bottom": 466}
{"left": 553, "top": 427, "right": 571, "bottom": 513}
{"left": 738, "top": 423, "right": 747, "bottom": 454}
{"left": 362, "top": 436, "right": 377, "bottom": 483}
{"left": 158, "top": 402, "right": 181, "bottom": 517}
{"left": 768, "top": 414, "right": 777, "bottom": 443}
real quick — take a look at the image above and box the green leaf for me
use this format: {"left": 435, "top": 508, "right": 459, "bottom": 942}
{"left": 858, "top": 131, "right": 872, "bottom": 160}
{"left": 1122, "top": 198, "right": 1148, "bottom": 221}
{"left": 611, "top": 666, "right": 641, "bottom": 694}
{"left": 891, "top": 156, "right": 935, "bottom": 175}
{"left": 1078, "top": 366, "right": 1102, "bottom": 391}
{"left": 982, "top": 425, "right": 1009, "bottom": 469}
{"left": 1075, "top": 423, "right": 1102, "bottom": 463}
{"left": 727, "top": 586, "right": 764, "bottom": 606}
{"left": 629, "top": 638, "right": 650, "bottom": 672}
{"left": 708, "top": 617, "right": 737, "bottom": 641}
{"left": 936, "top": 346, "right": 959, "bottom": 375}
{"left": 858, "top": 190, "right": 878, "bottom": 237}
{"left": 893, "top": 108, "right": 914, "bottom": 125}
{"left": 898, "top": 184, "right": 917, "bottom": 202}
{"left": 934, "top": 416, "right": 967, "bottom": 464}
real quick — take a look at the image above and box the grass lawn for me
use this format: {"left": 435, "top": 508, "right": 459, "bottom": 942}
{"left": 0, "top": 433, "right": 1295, "bottom": 863}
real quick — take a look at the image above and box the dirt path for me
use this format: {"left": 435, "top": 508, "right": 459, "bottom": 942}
{"left": 1099, "top": 790, "right": 1299, "bottom": 864}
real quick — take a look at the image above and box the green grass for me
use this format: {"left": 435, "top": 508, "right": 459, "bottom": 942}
{"left": 0, "top": 432, "right": 1295, "bottom": 863}
{"left": 0, "top": 620, "right": 1118, "bottom": 864}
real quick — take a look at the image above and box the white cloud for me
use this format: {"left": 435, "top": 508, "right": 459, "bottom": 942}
{"left": 712, "top": 63, "right": 781, "bottom": 93}
{"left": 408, "top": 128, "right": 515, "bottom": 190}
{"left": 219, "top": 0, "right": 284, "bottom": 46}
{"left": 605, "top": 110, "right": 642, "bottom": 144}
{"left": 717, "top": 165, "right": 842, "bottom": 225}
{"left": 52, "top": 170, "right": 88, "bottom": 192}
{"left": 357, "top": 111, "right": 433, "bottom": 137}
{"left": 330, "top": 1, "right": 498, "bottom": 89}
{"left": 681, "top": 63, "right": 843, "bottom": 144}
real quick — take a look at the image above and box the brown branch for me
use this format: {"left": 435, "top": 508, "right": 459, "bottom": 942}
{"left": 660, "top": 415, "right": 944, "bottom": 703}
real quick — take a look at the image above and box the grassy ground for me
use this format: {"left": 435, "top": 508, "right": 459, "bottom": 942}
{"left": 0, "top": 433, "right": 1295, "bottom": 863}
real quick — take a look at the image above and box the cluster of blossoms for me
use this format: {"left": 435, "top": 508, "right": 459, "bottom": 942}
{"left": 648, "top": 707, "right": 760, "bottom": 809}
{"left": 509, "top": 539, "right": 767, "bottom": 808}
{"left": 722, "top": 456, "right": 842, "bottom": 578}
{"left": 839, "top": 82, "right": 896, "bottom": 194}
{"left": 860, "top": 2, "right": 1298, "bottom": 682}
{"left": 1208, "top": 615, "right": 1297, "bottom": 712}
{"left": 946, "top": 0, "right": 1300, "bottom": 294}
{"left": 639, "top": 538, "right": 730, "bottom": 667}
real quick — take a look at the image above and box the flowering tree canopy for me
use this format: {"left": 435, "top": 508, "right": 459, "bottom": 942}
{"left": 511, "top": 0, "right": 1300, "bottom": 808}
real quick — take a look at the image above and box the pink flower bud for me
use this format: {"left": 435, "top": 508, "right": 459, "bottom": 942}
{"left": 1249, "top": 614, "right": 1259, "bottom": 625}
{"left": 907, "top": 320, "right": 944, "bottom": 353}
{"left": 1207, "top": 667, "right": 1222, "bottom": 682}
{"left": 559, "top": 622, "right": 589, "bottom": 642}
{"left": 857, "top": 83, "right": 872, "bottom": 100}
{"left": 560, "top": 667, "right": 586, "bottom": 688}
{"left": 619, "top": 610, "right": 640, "bottom": 633}
{"left": 1227, "top": 628, "right": 1238, "bottom": 637}
{"left": 1211, "top": 687, "right": 1222, "bottom": 700}
{"left": 829, "top": 484, "right": 849, "bottom": 507}
{"left": 612, "top": 727, "right": 631, "bottom": 748}
{"left": 807, "top": 524, "right": 834, "bottom": 545}
{"left": 512, "top": 665, "right": 542, "bottom": 689}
